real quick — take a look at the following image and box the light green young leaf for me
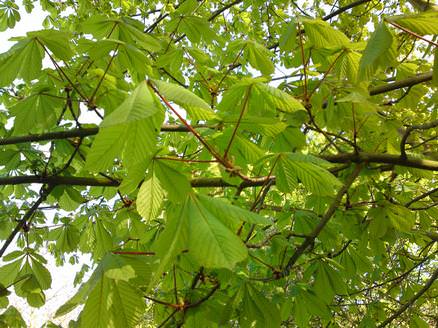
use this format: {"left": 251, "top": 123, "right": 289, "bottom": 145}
{"left": 86, "top": 81, "right": 164, "bottom": 172}
{"left": 245, "top": 40, "right": 275, "bottom": 76}
{"left": 303, "top": 19, "right": 350, "bottom": 48}
{"left": 388, "top": 11, "right": 438, "bottom": 35}
{"left": 136, "top": 169, "right": 164, "bottom": 222}
{"left": 151, "top": 79, "right": 217, "bottom": 120}
{"left": 154, "top": 159, "right": 191, "bottom": 202}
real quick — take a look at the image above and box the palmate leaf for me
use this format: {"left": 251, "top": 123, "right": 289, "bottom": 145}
{"left": 151, "top": 193, "right": 248, "bottom": 284}
{"left": 239, "top": 283, "right": 281, "bottom": 328}
{"left": 56, "top": 254, "right": 151, "bottom": 327}
{"left": 186, "top": 194, "right": 248, "bottom": 269}
{"left": 11, "top": 91, "right": 64, "bottom": 135}
{"left": 80, "top": 16, "right": 161, "bottom": 52}
{"left": 388, "top": 11, "right": 438, "bottom": 36}
{"left": 274, "top": 153, "right": 341, "bottom": 195}
{"left": 86, "top": 81, "right": 165, "bottom": 172}
{"left": 0, "top": 38, "right": 43, "bottom": 86}
{"left": 0, "top": 29, "right": 73, "bottom": 86}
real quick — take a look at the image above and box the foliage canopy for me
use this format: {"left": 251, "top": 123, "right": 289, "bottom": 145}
{"left": 0, "top": 0, "right": 437, "bottom": 327}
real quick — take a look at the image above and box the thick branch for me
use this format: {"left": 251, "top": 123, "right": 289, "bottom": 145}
{"left": 0, "top": 124, "right": 209, "bottom": 146}
{"left": 0, "top": 152, "right": 436, "bottom": 188}
{"left": 369, "top": 72, "right": 433, "bottom": 96}
{"left": 322, "top": 152, "right": 438, "bottom": 171}
{"left": 378, "top": 266, "right": 438, "bottom": 327}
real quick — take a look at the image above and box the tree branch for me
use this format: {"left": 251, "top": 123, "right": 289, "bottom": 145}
{"left": 321, "top": 152, "right": 438, "bottom": 171}
{"left": 369, "top": 72, "right": 433, "bottom": 96}
{"left": 0, "top": 152, "right": 436, "bottom": 188}
{"left": 278, "top": 164, "right": 362, "bottom": 279}
{"left": 400, "top": 119, "right": 438, "bottom": 159}
{"left": 0, "top": 72, "right": 433, "bottom": 148}
{"left": 0, "top": 124, "right": 210, "bottom": 146}
{"left": 377, "top": 266, "right": 438, "bottom": 327}
{"left": 0, "top": 185, "right": 54, "bottom": 258}
{"left": 323, "top": 0, "right": 373, "bottom": 21}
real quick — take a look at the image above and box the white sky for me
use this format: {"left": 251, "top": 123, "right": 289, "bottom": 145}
{"left": 0, "top": 4, "right": 88, "bottom": 328}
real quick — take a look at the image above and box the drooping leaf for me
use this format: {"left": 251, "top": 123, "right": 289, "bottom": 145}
{"left": 239, "top": 283, "right": 281, "bottom": 328}
{"left": 86, "top": 81, "right": 164, "bottom": 172}
{"left": 388, "top": 11, "right": 438, "bottom": 35}
{"left": 358, "top": 23, "right": 396, "bottom": 81}
{"left": 274, "top": 153, "right": 341, "bottom": 195}
{"left": 136, "top": 169, "right": 164, "bottom": 222}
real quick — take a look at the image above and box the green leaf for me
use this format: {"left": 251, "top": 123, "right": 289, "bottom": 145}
{"left": 154, "top": 159, "right": 191, "bottom": 202}
{"left": 254, "top": 83, "right": 305, "bottom": 112}
{"left": 86, "top": 81, "right": 164, "bottom": 172}
{"left": 358, "top": 23, "right": 396, "bottom": 81}
{"left": 136, "top": 169, "right": 164, "bottom": 222}
{"left": 151, "top": 79, "right": 217, "bottom": 120}
{"left": 279, "top": 21, "right": 297, "bottom": 51}
{"left": 385, "top": 203, "right": 415, "bottom": 232}
{"left": 0, "top": 38, "right": 44, "bottom": 86}
{"left": 239, "top": 283, "right": 281, "bottom": 328}
{"left": 198, "top": 194, "right": 270, "bottom": 225}
{"left": 56, "top": 253, "right": 151, "bottom": 323}
{"left": 186, "top": 194, "right": 248, "bottom": 269}
{"left": 0, "top": 260, "right": 22, "bottom": 287}
{"left": 179, "top": 16, "right": 216, "bottom": 43}
{"left": 303, "top": 19, "right": 350, "bottom": 48}
{"left": 27, "top": 29, "right": 73, "bottom": 60}
{"left": 149, "top": 205, "right": 189, "bottom": 290}
{"left": 94, "top": 219, "right": 113, "bottom": 260}
{"left": 275, "top": 154, "right": 341, "bottom": 195}
{"left": 30, "top": 257, "right": 52, "bottom": 290}
{"left": 241, "top": 40, "right": 275, "bottom": 76}
{"left": 389, "top": 11, "right": 438, "bottom": 35}
{"left": 80, "top": 277, "right": 145, "bottom": 328}
{"left": 10, "top": 92, "right": 63, "bottom": 135}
